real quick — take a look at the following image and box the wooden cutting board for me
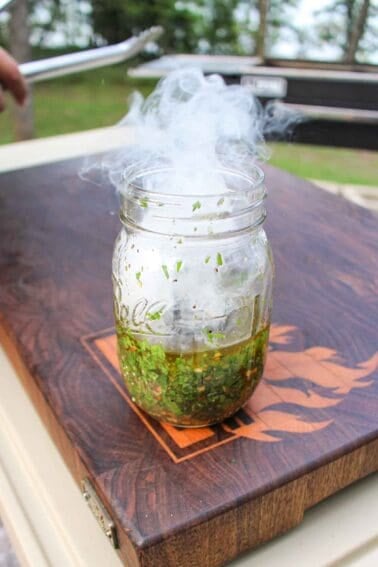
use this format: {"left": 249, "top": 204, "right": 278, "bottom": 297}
{"left": 0, "top": 159, "right": 377, "bottom": 567}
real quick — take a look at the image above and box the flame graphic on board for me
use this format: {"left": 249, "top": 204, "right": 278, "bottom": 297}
{"left": 225, "top": 325, "right": 378, "bottom": 442}
{"left": 88, "top": 324, "right": 377, "bottom": 457}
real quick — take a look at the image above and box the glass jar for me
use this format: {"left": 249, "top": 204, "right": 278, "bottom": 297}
{"left": 112, "top": 167, "right": 273, "bottom": 427}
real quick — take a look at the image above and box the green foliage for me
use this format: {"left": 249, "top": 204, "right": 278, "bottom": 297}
{"left": 269, "top": 142, "right": 378, "bottom": 187}
{"left": 90, "top": 0, "right": 205, "bottom": 53}
{"left": 3, "top": 0, "right": 377, "bottom": 61}
{"left": 266, "top": 0, "right": 299, "bottom": 45}
{"left": 0, "top": 63, "right": 156, "bottom": 143}
{"left": 202, "top": 0, "right": 243, "bottom": 54}
{"left": 28, "top": 0, "right": 91, "bottom": 47}
{"left": 90, "top": 0, "right": 254, "bottom": 55}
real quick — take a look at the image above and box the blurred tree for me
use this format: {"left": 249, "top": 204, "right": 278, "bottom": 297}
{"left": 2, "top": 1, "right": 304, "bottom": 59}
{"left": 238, "top": 0, "right": 299, "bottom": 59}
{"left": 267, "top": 0, "right": 299, "bottom": 49}
{"left": 315, "top": 0, "right": 377, "bottom": 63}
{"left": 344, "top": 0, "right": 374, "bottom": 62}
{"left": 90, "top": 0, "right": 205, "bottom": 53}
{"left": 90, "top": 0, "right": 264, "bottom": 55}
{"left": 203, "top": 0, "right": 241, "bottom": 54}
{"left": 28, "top": 0, "right": 91, "bottom": 48}
{"left": 1, "top": 1, "right": 91, "bottom": 50}
{"left": 256, "top": 0, "right": 268, "bottom": 57}
{"left": 9, "top": 0, "right": 34, "bottom": 139}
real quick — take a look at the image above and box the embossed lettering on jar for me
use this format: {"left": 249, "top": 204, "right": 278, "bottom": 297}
{"left": 112, "top": 167, "right": 273, "bottom": 427}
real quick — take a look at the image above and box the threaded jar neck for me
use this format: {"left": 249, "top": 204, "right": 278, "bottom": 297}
{"left": 119, "top": 166, "right": 266, "bottom": 238}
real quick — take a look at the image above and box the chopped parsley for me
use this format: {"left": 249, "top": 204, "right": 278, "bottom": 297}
{"left": 135, "top": 271, "right": 142, "bottom": 287}
{"left": 146, "top": 309, "right": 164, "bottom": 321}
{"left": 176, "top": 260, "right": 183, "bottom": 273}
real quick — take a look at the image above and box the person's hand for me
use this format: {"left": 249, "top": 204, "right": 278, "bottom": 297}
{"left": 0, "top": 48, "right": 27, "bottom": 111}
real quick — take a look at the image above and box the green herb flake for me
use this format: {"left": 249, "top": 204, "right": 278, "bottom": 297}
{"left": 217, "top": 197, "right": 225, "bottom": 206}
{"left": 162, "top": 265, "right": 169, "bottom": 280}
{"left": 192, "top": 200, "right": 201, "bottom": 212}
{"left": 139, "top": 197, "right": 149, "bottom": 208}
{"left": 216, "top": 253, "right": 224, "bottom": 266}
{"left": 176, "top": 260, "right": 183, "bottom": 273}
{"left": 147, "top": 309, "right": 163, "bottom": 321}
{"left": 212, "top": 332, "right": 225, "bottom": 340}
{"left": 202, "top": 328, "right": 227, "bottom": 345}
{"left": 205, "top": 255, "right": 211, "bottom": 264}
{"left": 135, "top": 271, "right": 142, "bottom": 287}
{"left": 207, "top": 329, "right": 225, "bottom": 341}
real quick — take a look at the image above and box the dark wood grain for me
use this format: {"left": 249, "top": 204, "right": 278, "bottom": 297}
{"left": 0, "top": 158, "right": 377, "bottom": 566}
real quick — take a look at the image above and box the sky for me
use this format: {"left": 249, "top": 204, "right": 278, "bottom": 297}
{"left": 295, "top": 0, "right": 331, "bottom": 26}
{"left": 271, "top": 0, "right": 343, "bottom": 61}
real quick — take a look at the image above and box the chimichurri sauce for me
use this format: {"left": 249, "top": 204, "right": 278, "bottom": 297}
{"left": 116, "top": 321, "right": 270, "bottom": 427}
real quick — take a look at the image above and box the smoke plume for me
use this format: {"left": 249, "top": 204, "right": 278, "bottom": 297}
{"left": 84, "top": 68, "right": 300, "bottom": 195}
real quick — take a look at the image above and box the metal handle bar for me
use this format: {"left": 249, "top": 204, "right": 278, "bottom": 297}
{"left": 19, "top": 27, "right": 163, "bottom": 83}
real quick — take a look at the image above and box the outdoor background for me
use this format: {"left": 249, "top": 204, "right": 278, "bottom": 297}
{"left": 0, "top": 0, "right": 377, "bottom": 185}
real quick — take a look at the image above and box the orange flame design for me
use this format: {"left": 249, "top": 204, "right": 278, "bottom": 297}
{"left": 226, "top": 412, "right": 333, "bottom": 443}
{"left": 224, "top": 325, "right": 377, "bottom": 443}
{"left": 92, "top": 324, "right": 377, "bottom": 450}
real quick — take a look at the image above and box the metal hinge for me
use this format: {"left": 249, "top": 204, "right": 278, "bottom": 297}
{"left": 81, "top": 478, "right": 119, "bottom": 549}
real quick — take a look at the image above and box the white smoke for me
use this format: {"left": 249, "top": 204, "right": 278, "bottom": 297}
{"left": 84, "top": 68, "right": 301, "bottom": 194}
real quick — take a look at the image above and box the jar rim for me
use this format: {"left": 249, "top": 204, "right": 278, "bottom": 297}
{"left": 119, "top": 165, "right": 267, "bottom": 237}
{"left": 121, "top": 165, "right": 265, "bottom": 200}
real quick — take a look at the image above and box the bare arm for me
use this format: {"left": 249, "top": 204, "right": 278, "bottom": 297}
{"left": 0, "top": 48, "right": 27, "bottom": 111}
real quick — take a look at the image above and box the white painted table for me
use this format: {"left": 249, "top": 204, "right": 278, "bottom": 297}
{"left": 0, "top": 130, "right": 377, "bottom": 567}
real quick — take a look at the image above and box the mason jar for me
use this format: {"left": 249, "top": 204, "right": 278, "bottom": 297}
{"left": 112, "top": 167, "right": 273, "bottom": 427}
